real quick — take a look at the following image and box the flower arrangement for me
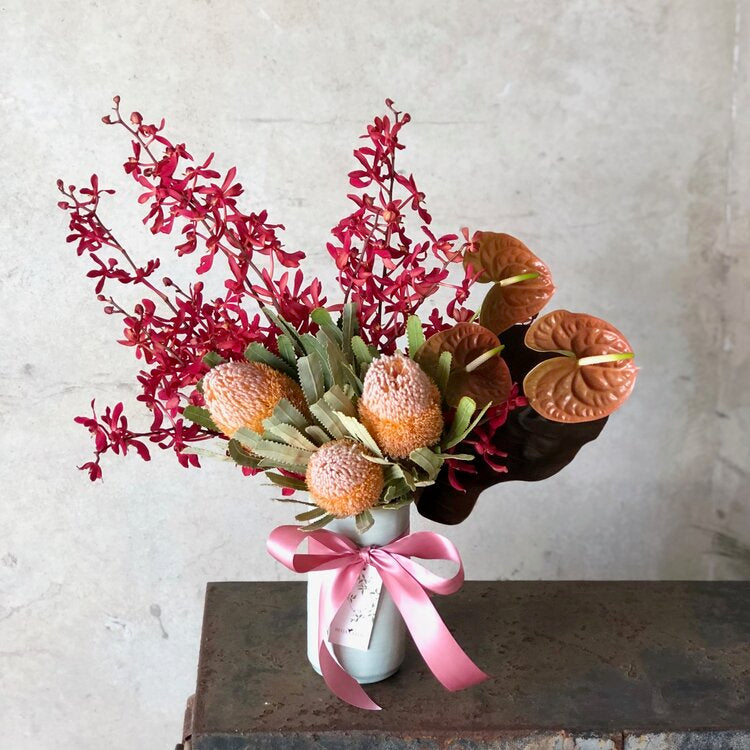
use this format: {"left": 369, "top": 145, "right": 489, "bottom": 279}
{"left": 60, "top": 97, "right": 637, "bottom": 529}
{"left": 59, "top": 98, "right": 638, "bottom": 709}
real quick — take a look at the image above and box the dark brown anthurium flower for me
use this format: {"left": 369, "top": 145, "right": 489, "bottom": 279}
{"left": 415, "top": 322, "right": 511, "bottom": 408}
{"left": 523, "top": 310, "right": 637, "bottom": 423}
{"left": 464, "top": 232, "right": 555, "bottom": 334}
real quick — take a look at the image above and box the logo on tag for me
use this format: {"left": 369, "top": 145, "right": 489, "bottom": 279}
{"left": 327, "top": 564, "right": 383, "bottom": 651}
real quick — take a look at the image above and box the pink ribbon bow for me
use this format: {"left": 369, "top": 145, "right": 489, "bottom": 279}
{"left": 266, "top": 525, "right": 489, "bottom": 710}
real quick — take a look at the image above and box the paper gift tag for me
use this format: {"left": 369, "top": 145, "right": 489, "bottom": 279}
{"left": 327, "top": 564, "right": 383, "bottom": 651}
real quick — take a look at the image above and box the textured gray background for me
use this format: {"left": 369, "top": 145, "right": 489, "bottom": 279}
{"left": 1, "top": 1, "right": 749, "bottom": 748}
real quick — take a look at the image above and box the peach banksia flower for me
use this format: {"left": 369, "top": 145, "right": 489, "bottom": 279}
{"left": 306, "top": 439, "right": 384, "bottom": 517}
{"left": 202, "top": 360, "right": 307, "bottom": 436}
{"left": 358, "top": 354, "right": 443, "bottom": 459}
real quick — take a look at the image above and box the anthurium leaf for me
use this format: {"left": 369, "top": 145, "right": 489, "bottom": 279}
{"left": 407, "top": 315, "right": 426, "bottom": 358}
{"left": 267, "top": 472, "right": 308, "bottom": 491}
{"left": 355, "top": 509, "right": 375, "bottom": 534}
{"left": 298, "top": 355, "right": 325, "bottom": 404}
{"left": 182, "top": 405, "right": 219, "bottom": 433}
{"left": 498, "top": 322, "right": 553, "bottom": 384}
{"left": 417, "top": 406, "right": 608, "bottom": 525}
{"left": 202, "top": 351, "right": 226, "bottom": 369}
{"left": 244, "top": 342, "right": 296, "bottom": 377}
{"left": 523, "top": 310, "right": 637, "bottom": 423}
{"left": 227, "top": 438, "right": 259, "bottom": 467}
{"left": 416, "top": 323, "right": 511, "bottom": 408}
{"left": 296, "top": 506, "right": 327, "bottom": 522}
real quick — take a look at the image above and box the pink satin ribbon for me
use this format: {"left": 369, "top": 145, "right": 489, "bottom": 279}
{"left": 266, "top": 525, "right": 489, "bottom": 710}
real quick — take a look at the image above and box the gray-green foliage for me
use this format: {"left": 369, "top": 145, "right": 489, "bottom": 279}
{"left": 182, "top": 309, "right": 484, "bottom": 529}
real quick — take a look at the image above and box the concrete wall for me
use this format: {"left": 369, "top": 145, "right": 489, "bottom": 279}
{"left": 1, "top": 1, "right": 748, "bottom": 748}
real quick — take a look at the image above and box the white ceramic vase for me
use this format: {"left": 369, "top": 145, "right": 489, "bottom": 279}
{"left": 306, "top": 504, "right": 410, "bottom": 684}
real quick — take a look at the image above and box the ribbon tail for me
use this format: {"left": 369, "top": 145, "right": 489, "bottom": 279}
{"left": 379, "top": 564, "right": 490, "bottom": 691}
{"left": 315, "top": 558, "right": 381, "bottom": 711}
{"left": 318, "top": 641, "right": 381, "bottom": 711}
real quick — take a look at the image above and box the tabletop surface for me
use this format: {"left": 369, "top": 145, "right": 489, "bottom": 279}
{"left": 189, "top": 581, "right": 750, "bottom": 749}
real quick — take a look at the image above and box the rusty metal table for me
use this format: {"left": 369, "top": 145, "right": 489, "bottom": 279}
{"left": 180, "top": 581, "right": 750, "bottom": 749}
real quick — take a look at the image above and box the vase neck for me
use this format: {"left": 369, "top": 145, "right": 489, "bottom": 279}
{"left": 326, "top": 505, "right": 411, "bottom": 547}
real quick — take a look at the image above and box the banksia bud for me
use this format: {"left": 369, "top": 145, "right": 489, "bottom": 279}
{"left": 202, "top": 360, "right": 307, "bottom": 437}
{"left": 306, "top": 439, "right": 384, "bottom": 517}
{"left": 358, "top": 354, "right": 443, "bottom": 458}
